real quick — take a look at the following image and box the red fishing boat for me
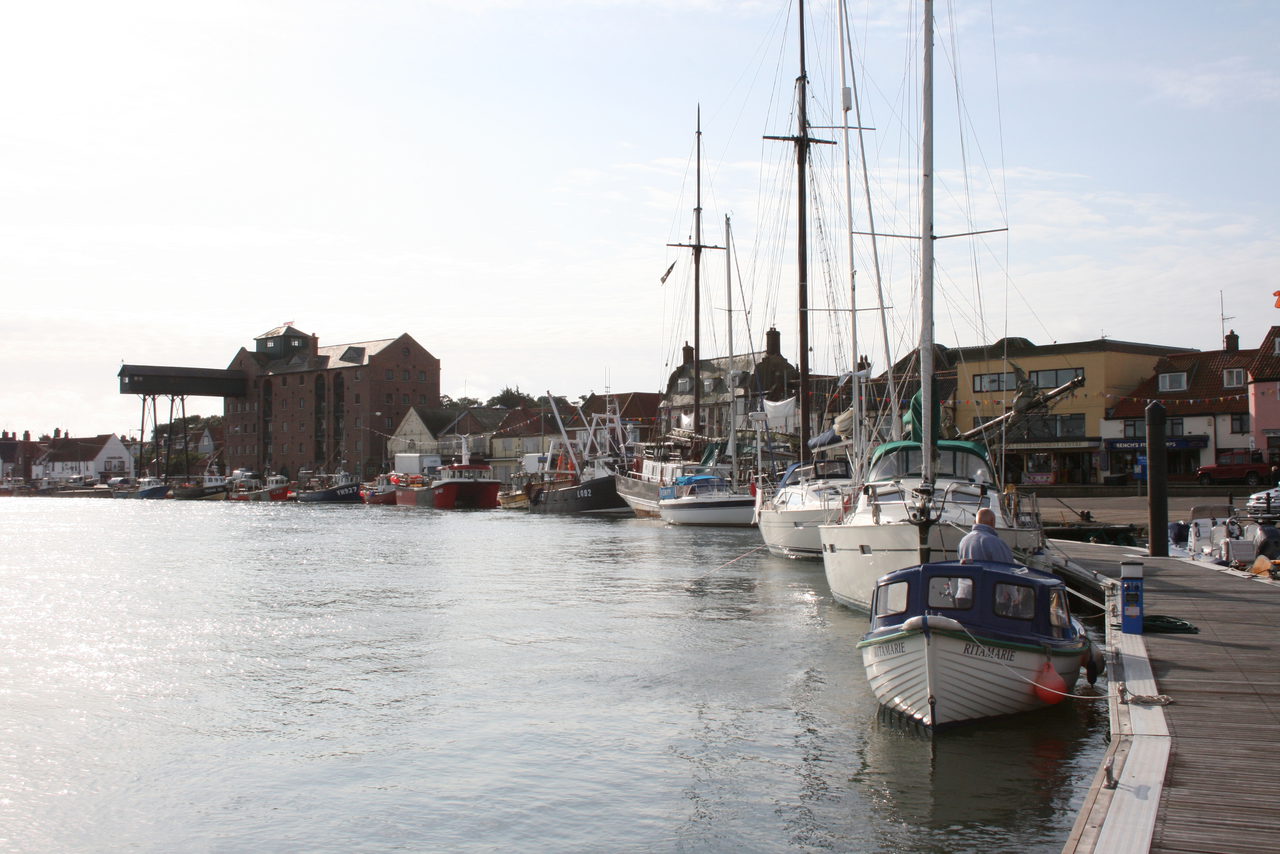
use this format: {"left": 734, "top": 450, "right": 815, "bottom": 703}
{"left": 361, "top": 474, "right": 398, "bottom": 505}
{"left": 429, "top": 448, "right": 501, "bottom": 510}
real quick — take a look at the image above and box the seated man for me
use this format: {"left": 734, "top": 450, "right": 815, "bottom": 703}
{"left": 957, "top": 507, "right": 1016, "bottom": 564}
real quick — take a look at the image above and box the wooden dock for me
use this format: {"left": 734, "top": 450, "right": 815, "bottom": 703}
{"left": 1057, "top": 540, "right": 1280, "bottom": 853}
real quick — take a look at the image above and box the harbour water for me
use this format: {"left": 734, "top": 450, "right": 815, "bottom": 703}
{"left": 1, "top": 499, "right": 1108, "bottom": 852}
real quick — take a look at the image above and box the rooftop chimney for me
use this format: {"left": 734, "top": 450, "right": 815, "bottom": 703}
{"left": 766, "top": 327, "right": 782, "bottom": 357}
{"left": 682, "top": 342, "right": 694, "bottom": 366}
{"left": 1225, "top": 329, "right": 1239, "bottom": 352}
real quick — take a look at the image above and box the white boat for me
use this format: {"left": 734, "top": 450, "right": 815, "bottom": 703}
{"left": 657, "top": 474, "right": 756, "bottom": 527}
{"left": 820, "top": 440, "right": 1046, "bottom": 611}
{"left": 757, "top": 458, "right": 859, "bottom": 558}
{"left": 755, "top": 0, "right": 878, "bottom": 560}
{"left": 615, "top": 449, "right": 725, "bottom": 519}
{"left": 1173, "top": 503, "right": 1258, "bottom": 564}
{"left": 859, "top": 558, "right": 1098, "bottom": 727}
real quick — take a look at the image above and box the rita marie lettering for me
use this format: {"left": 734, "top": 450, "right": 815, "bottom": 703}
{"left": 962, "top": 642, "right": 1015, "bottom": 662}
{"left": 874, "top": 640, "right": 906, "bottom": 657}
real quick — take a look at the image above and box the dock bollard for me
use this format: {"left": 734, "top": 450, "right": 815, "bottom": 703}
{"left": 1120, "top": 561, "right": 1144, "bottom": 634}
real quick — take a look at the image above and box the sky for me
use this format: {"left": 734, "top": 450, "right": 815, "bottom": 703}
{"left": 3, "top": 0, "right": 1278, "bottom": 439}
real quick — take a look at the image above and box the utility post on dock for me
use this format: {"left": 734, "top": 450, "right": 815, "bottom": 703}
{"left": 1146, "top": 401, "right": 1169, "bottom": 557}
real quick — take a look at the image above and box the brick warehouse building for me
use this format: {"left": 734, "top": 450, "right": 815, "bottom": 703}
{"left": 222, "top": 325, "right": 441, "bottom": 479}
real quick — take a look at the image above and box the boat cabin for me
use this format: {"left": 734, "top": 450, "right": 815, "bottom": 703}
{"left": 866, "top": 560, "right": 1081, "bottom": 644}
{"left": 775, "top": 458, "right": 854, "bottom": 488}
{"left": 867, "top": 440, "right": 994, "bottom": 484}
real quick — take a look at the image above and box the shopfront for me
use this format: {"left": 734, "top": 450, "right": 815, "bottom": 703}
{"left": 1002, "top": 440, "right": 1099, "bottom": 485}
{"left": 1103, "top": 435, "right": 1209, "bottom": 483}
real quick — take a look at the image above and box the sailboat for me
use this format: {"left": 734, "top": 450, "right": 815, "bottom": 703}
{"left": 755, "top": 0, "right": 865, "bottom": 557}
{"left": 817, "top": 1, "right": 1057, "bottom": 613}
{"left": 650, "top": 114, "right": 755, "bottom": 528}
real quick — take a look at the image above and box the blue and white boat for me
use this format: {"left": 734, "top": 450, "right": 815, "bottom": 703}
{"left": 858, "top": 559, "right": 1099, "bottom": 727}
{"left": 657, "top": 474, "right": 755, "bottom": 527}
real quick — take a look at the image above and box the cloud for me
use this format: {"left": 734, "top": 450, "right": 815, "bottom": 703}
{"left": 1147, "top": 56, "right": 1280, "bottom": 109}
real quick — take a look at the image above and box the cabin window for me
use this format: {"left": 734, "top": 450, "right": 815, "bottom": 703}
{"left": 1158, "top": 372, "right": 1187, "bottom": 392}
{"left": 927, "top": 576, "right": 974, "bottom": 610}
{"left": 874, "top": 581, "right": 910, "bottom": 617}
{"left": 994, "top": 583, "right": 1035, "bottom": 620}
{"left": 1223, "top": 368, "right": 1245, "bottom": 388}
{"left": 1049, "top": 590, "right": 1071, "bottom": 638}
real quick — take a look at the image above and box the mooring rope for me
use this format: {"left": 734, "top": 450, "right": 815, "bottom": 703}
{"left": 693, "top": 544, "right": 769, "bottom": 579}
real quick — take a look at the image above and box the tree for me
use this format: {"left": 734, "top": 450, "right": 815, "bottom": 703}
{"left": 487, "top": 386, "right": 537, "bottom": 409}
{"left": 440, "top": 395, "right": 481, "bottom": 411}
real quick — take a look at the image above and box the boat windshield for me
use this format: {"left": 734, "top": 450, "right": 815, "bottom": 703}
{"left": 868, "top": 445, "right": 991, "bottom": 483}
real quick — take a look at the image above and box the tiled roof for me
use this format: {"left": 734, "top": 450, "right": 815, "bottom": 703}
{"left": 317, "top": 339, "right": 396, "bottom": 367}
{"left": 40, "top": 434, "right": 113, "bottom": 463}
{"left": 1246, "top": 327, "right": 1280, "bottom": 381}
{"left": 1109, "top": 347, "right": 1255, "bottom": 418}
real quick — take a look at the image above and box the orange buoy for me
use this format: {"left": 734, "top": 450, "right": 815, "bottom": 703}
{"left": 1033, "top": 661, "right": 1067, "bottom": 705}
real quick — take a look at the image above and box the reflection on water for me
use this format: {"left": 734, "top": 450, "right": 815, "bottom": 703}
{"left": 0, "top": 499, "right": 1107, "bottom": 852}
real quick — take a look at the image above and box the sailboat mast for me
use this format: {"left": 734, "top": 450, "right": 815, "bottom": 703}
{"left": 694, "top": 110, "right": 704, "bottom": 441}
{"left": 795, "top": 0, "right": 812, "bottom": 461}
{"left": 725, "top": 215, "right": 737, "bottom": 486}
{"left": 836, "top": 0, "right": 860, "bottom": 463}
{"left": 668, "top": 108, "right": 724, "bottom": 448}
{"left": 919, "top": 0, "right": 936, "bottom": 485}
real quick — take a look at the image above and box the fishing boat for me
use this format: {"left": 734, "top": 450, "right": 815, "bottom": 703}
{"left": 859, "top": 558, "right": 1098, "bottom": 727}
{"left": 229, "top": 473, "right": 291, "bottom": 502}
{"left": 819, "top": 0, "right": 1060, "bottom": 611}
{"left": 171, "top": 472, "right": 229, "bottom": 500}
{"left": 657, "top": 474, "right": 756, "bottom": 527}
{"left": 525, "top": 397, "right": 631, "bottom": 516}
{"left": 429, "top": 449, "right": 501, "bottom": 510}
{"left": 360, "top": 473, "right": 399, "bottom": 505}
{"left": 295, "top": 471, "right": 361, "bottom": 503}
{"left": 135, "top": 476, "right": 170, "bottom": 499}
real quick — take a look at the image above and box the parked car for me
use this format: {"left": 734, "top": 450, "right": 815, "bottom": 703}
{"left": 1195, "top": 450, "right": 1272, "bottom": 486}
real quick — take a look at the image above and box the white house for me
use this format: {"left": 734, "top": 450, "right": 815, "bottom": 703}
{"left": 33, "top": 434, "right": 133, "bottom": 484}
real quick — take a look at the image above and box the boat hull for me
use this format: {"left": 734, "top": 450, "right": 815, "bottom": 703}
{"left": 296, "top": 482, "right": 362, "bottom": 503}
{"left": 171, "top": 484, "right": 228, "bottom": 500}
{"left": 615, "top": 473, "right": 663, "bottom": 518}
{"left": 528, "top": 474, "right": 630, "bottom": 516}
{"left": 395, "top": 486, "right": 433, "bottom": 506}
{"left": 758, "top": 504, "right": 842, "bottom": 558}
{"left": 859, "top": 618, "right": 1087, "bottom": 727}
{"left": 432, "top": 482, "right": 501, "bottom": 510}
{"left": 658, "top": 494, "right": 756, "bottom": 527}
{"left": 229, "top": 485, "right": 291, "bottom": 502}
{"left": 361, "top": 488, "right": 398, "bottom": 505}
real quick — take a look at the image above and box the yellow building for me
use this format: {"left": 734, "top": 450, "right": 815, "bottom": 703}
{"left": 945, "top": 337, "right": 1189, "bottom": 484}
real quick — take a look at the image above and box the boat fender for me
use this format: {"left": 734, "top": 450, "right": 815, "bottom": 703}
{"left": 903, "top": 614, "right": 964, "bottom": 633}
{"left": 1086, "top": 646, "right": 1106, "bottom": 685}
{"left": 1034, "top": 661, "right": 1067, "bottom": 705}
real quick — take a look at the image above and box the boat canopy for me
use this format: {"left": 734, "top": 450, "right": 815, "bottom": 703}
{"left": 867, "top": 440, "right": 992, "bottom": 483}
{"left": 674, "top": 474, "right": 726, "bottom": 487}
